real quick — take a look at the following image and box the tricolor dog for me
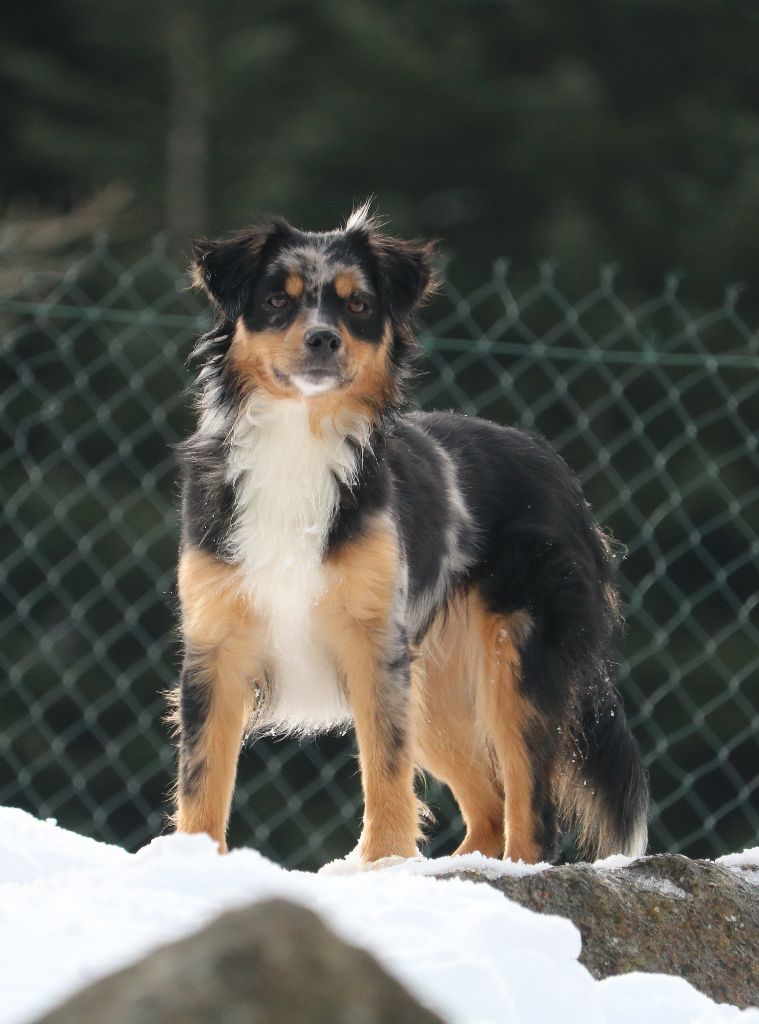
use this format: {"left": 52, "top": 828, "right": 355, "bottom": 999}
{"left": 171, "top": 205, "right": 648, "bottom": 864}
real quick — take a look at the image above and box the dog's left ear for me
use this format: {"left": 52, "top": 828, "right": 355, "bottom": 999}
{"left": 373, "top": 235, "right": 439, "bottom": 320}
{"left": 345, "top": 207, "right": 438, "bottom": 320}
{"left": 191, "top": 220, "right": 286, "bottom": 320}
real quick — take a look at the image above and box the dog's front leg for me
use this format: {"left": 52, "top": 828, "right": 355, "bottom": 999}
{"left": 344, "top": 624, "right": 419, "bottom": 863}
{"left": 174, "top": 646, "right": 253, "bottom": 852}
{"left": 173, "top": 548, "right": 257, "bottom": 852}
{"left": 324, "top": 526, "right": 419, "bottom": 863}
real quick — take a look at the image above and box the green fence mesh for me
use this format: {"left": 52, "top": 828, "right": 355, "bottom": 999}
{"left": 1, "top": 236, "right": 757, "bottom": 867}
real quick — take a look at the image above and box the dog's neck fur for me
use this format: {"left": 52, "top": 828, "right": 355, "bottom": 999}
{"left": 223, "top": 396, "right": 371, "bottom": 593}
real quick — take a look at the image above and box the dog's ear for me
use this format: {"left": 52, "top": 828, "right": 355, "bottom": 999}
{"left": 344, "top": 203, "right": 438, "bottom": 319}
{"left": 191, "top": 220, "right": 286, "bottom": 320}
{"left": 376, "top": 236, "right": 438, "bottom": 319}
{"left": 370, "top": 234, "right": 439, "bottom": 321}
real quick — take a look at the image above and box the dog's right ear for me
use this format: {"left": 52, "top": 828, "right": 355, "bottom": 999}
{"left": 191, "top": 221, "right": 285, "bottom": 320}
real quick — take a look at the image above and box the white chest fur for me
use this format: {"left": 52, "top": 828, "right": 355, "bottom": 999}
{"left": 224, "top": 399, "right": 365, "bottom": 732}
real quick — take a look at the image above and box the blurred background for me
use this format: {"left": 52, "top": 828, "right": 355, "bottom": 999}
{"left": 1, "top": 0, "right": 757, "bottom": 866}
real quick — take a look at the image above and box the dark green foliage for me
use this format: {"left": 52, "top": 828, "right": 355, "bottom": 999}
{"left": 3, "top": 1, "right": 759, "bottom": 294}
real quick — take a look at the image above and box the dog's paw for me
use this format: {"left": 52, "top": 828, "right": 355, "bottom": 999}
{"left": 319, "top": 846, "right": 422, "bottom": 875}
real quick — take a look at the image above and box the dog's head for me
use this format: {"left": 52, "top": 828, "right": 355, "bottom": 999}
{"left": 191, "top": 204, "right": 437, "bottom": 417}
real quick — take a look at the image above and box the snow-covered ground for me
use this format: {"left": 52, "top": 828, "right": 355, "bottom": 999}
{"left": 1, "top": 807, "right": 756, "bottom": 1024}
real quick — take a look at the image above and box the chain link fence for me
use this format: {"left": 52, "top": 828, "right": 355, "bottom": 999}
{"left": 1, "top": 236, "right": 757, "bottom": 868}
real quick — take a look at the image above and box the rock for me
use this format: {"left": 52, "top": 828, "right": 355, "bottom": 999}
{"left": 32, "top": 898, "right": 444, "bottom": 1024}
{"left": 452, "top": 853, "right": 759, "bottom": 1008}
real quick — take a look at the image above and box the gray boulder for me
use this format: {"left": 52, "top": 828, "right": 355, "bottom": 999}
{"left": 452, "top": 853, "right": 759, "bottom": 1009}
{"left": 32, "top": 898, "right": 444, "bottom": 1024}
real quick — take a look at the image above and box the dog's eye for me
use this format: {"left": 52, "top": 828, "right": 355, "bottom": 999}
{"left": 267, "top": 293, "right": 289, "bottom": 309}
{"left": 347, "top": 295, "right": 369, "bottom": 315}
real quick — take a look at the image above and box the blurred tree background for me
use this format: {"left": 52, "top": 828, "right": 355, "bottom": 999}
{"left": 1, "top": 0, "right": 757, "bottom": 863}
{"left": 3, "top": 0, "right": 759, "bottom": 291}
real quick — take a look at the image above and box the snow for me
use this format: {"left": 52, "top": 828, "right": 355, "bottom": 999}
{"left": 599, "top": 973, "right": 757, "bottom": 1023}
{"left": 717, "top": 847, "right": 759, "bottom": 868}
{"left": 716, "top": 847, "right": 759, "bottom": 886}
{"left": 632, "top": 876, "right": 691, "bottom": 900}
{"left": 320, "top": 847, "right": 554, "bottom": 880}
{"left": 1, "top": 807, "right": 757, "bottom": 1024}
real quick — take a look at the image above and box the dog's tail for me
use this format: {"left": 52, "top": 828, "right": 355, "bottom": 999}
{"left": 556, "top": 673, "right": 649, "bottom": 860}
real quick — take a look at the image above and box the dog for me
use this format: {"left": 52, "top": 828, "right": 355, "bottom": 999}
{"left": 171, "top": 203, "right": 648, "bottom": 864}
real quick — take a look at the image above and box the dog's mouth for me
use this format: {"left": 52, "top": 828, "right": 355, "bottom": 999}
{"left": 273, "top": 366, "right": 343, "bottom": 397}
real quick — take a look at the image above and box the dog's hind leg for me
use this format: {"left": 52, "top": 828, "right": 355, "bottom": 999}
{"left": 414, "top": 602, "right": 504, "bottom": 858}
{"left": 172, "top": 548, "right": 257, "bottom": 852}
{"left": 414, "top": 692, "right": 504, "bottom": 858}
{"left": 473, "top": 600, "right": 562, "bottom": 865}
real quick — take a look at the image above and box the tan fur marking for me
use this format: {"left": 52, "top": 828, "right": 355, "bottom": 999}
{"left": 176, "top": 548, "right": 262, "bottom": 851}
{"left": 229, "top": 317, "right": 395, "bottom": 444}
{"left": 178, "top": 547, "right": 253, "bottom": 648}
{"left": 319, "top": 523, "right": 419, "bottom": 861}
{"left": 341, "top": 321, "right": 394, "bottom": 413}
{"left": 306, "top": 323, "right": 394, "bottom": 436}
{"left": 229, "top": 320, "right": 304, "bottom": 401}
{"left": 174, "top": 649, "right": 252, "bottom": 852}
{"left": 322, "top": 518, "right": 400, "bottom": 628}
{"left": 334, "top": 270, "right": 362, "bottom": 299}
{"left": 414, "top": 596, "right": 504, "bottom": 858}
{"left": 230, "top": 319, "right": 394, "bottom": 429}
{"left": 414, "top": 593, "right": 540, "bottom": 862}
{"left": 284, "top": 273, "right": 304, "bottom": 299}
{"left": 474, "top": 600, "right": 539, "bottom": 863}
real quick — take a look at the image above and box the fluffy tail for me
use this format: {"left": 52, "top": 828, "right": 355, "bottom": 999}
{"left": 557, "top": 680, "right": 649, "bottom": 860}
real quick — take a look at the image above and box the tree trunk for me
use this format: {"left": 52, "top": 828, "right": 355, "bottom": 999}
{"left": 166, "top": 2, "right": 208, "bottom": 240}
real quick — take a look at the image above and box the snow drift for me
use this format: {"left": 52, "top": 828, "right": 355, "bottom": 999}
{"left": 0, "top": 807, "right": 756, "bottom": 1024}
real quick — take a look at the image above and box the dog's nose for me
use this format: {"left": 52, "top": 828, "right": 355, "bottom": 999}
{"left": 305, "top": 327, "right": 342, "bottom": 352}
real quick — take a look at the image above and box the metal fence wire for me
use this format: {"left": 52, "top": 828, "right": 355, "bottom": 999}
{"left": 1, "top": 236, "right": 758, "bottom": 868}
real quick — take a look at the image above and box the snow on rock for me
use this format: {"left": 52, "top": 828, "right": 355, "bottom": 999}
{"left": 320, "top": 848, "right": 554, "bottom": 880}
{"left": 717, "top": 847, "right": 759, "bottom": 884}
{"left": 1, "top": 807, "right": 757, "bottom": 1024}
{"left": 716, "top": 848, "right": 759, "bottom": 867}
